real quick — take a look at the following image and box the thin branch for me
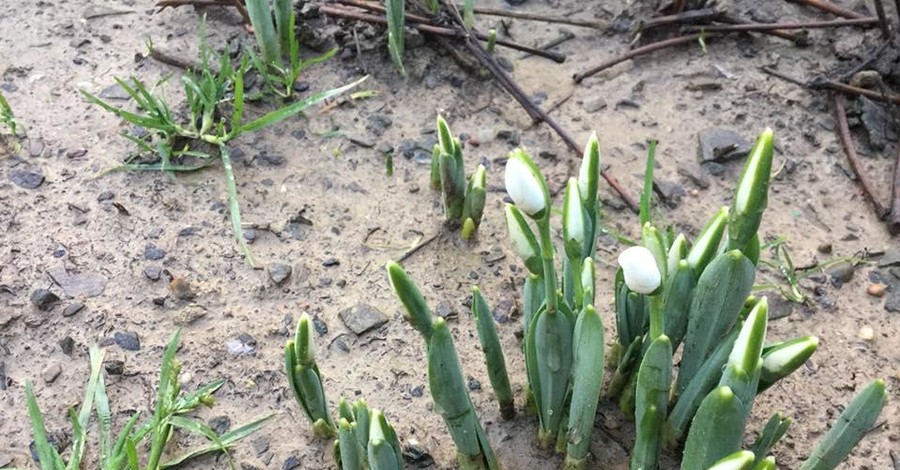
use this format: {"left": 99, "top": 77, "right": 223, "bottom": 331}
{"left": 518, "top": 30, "right": 575, "bottom": 60}
{"left": 467, "top": 5, "right": 608, "bottom": 29}
{"left": 574, "top": 33, "right": 708, "bottom": 84}
{"left": 891, "top": 145, "right": 900, "bottom": 234}
{"left": 717, "top": 13, "right": 809, "bottom": 44}
{"left": 760, "top": 66, "right": 808, "bottom": 87}
{"left": 639, "top": 7, "right": 723, "bottom": 30}
{"left": 784, "top": 0, "right": 866, "bottom": 19}
{"left": 320, "top": 5, "right": 566, "bottom": 62}
{"left": 441, "top": 3, "right": 639, "bottom": 212}
{"left": 811, "top": 77, "right": 900, "bottom": 105}
{"left": 684, "top": 17, "right": 878, "bottom": 32}
{"left": 873, "top": 0, "right": 890, "bottom": 37}
{"left": 831, "top": 94, "right": 890, "bottom": 219}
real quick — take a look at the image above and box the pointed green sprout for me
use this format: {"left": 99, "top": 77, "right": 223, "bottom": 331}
{"left": 429, "top": 318, "right": 498, "bottom": 469}
{"left": 580, "top": 258, "right": 595, "bottom": 308}
{"left": 631, "top": 335, "right": 673, "bottom": 470}
{"left": 800, "top": 379, "right": 886, "bottom": 470}
{"left": 563, "top": 178, "right": 586, "bottom": 262}
{"left": 666, "top": 233, "right": 688, "bottom": 277}
{"left": 385, "top": 0, "right": 406, "bottom": 75}
{"left": 662, "top": 259, "right": 696, "bottom": 349}
{"left": 368, "top": 410, "right": 404, "bottom": 470}
{"left": 564, "top": 304, "right": 605, "bottom": 469}
{"left": 708, "top": 450, "right": 756, "bottom": 470}
{"left": 462, "top": 164, "right": 487, "bottom": 240}
{"left": 682, "top": 386, "right": 746, "bottom": 469}
{"left": 639, "top": 139, "right": 658, "bottom": 226}
{"left": 430, "top": 144, "right": 442, "bottom": 190}
{"left": 437, "top": 116, "right": 467, "bottom": 222}
{"left": 338, "top": 418, "right": 361, "bottom": 470}
{"left": 729, "top": 129, "right": 774, "bottom": 254}
{"left": 685, "top": 206, "right": 729, "bottom": 275}
{"left": 758, "top": 335, "right": 819, "bottom": 393}
{"left": 749, "top": 413, "right": 791, "bottom": 463}
{"left": 718, "top": 298, "right": 768, "bottom": 431}
{"left": 676, "top": 250, "right": 755, "bottom": 397}
{"left": 753, "top": 456, "right": 777, "bottom": 470}
{"left": 526, "top": 303, "right": 574, "bottom": 448}
{"left": 471, "top": 287, "right": 514, "bottom": 419}
{"left": 505, "top": 204, "right": 543, "bottom": 277}
{"left": 285, "top": 314, "right": 335, "bottom": 438}
{"left": 578, "top": 132, "right": 601, "bottom": 255}
{"left": 386, "top": 261, "right": 434, "bottom": 341}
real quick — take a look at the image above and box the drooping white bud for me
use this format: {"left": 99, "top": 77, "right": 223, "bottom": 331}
{"left": 504, "top": 151, "right": 547, "bottom": 218}
{"left": 617, "top": 246, "right": 662, "bottom": 294}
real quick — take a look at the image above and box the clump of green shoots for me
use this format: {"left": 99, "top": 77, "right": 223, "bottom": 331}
{"left": 26, "top": 329, "right": 272, "bottom": 470}
{"left": 429, "top": 115, "right": 487, "bottom": 240}
{"left": 0, "top": 91, "right": 21, "bottom": 136}
{"left": 82, "top": 21, "right": 364, "bottom": 266}
{"left": 244, "top": 0, "right": 336, "bottom": 98}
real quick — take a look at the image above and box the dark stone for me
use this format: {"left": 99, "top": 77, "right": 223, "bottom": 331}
{"left": 267, "top": 263, "right": 292, "bottom": 285}
{"left": 30, "top": 433, "right": 68, "bottom": 463}
{"left": 257, "top": 151, "right": 285, "bottom": 166}
{"left": 767, "top": 295, "right": 794, "bottom": 320}
{"left": 226, "top": 333, "right": 257, "bottom": 356}
{"left": 467, "top": 376, "right": 481, "bottom": 390}
{"left": 10, "top": 169, "right": 44, "bottom": 189}
{"left": 58, "top": 336, "right": 75, "bottom": 355}
{"left": 243, "top": 229, "right": 257, "bottom": 243}
{"left": 144, "top": 243, "right": 166, "bottom": 260}
{"left": 410, "top": 385, "right": 424, "bottom": 397}
{"left": 435, "top": 301, "right": 456, "bottom": 320}
{"left": 817, "top": 243, "right": 833, "bottom": 255}
{"left": 104, "top": 360, "right": 124, "bottom": 375}
{"left": 293, "top": 81, "right": 310, "bottom": 93}
{"left": 677, "top": 163, "right": 710, "bottom": 189}
{"left": 877, "top": 249, "right": 900, "bottom": 268}
{"left": 885, "top": 289, "right": 900, "bottom": 313}
{"left": 655, "top": 180, "right": 685, "bottom": 207}
{"left": 366, "top": 114, "right": 393, "bottom": 137}
{"left": 98, "top": 83, "right": 131, "bottom": 100}
{"left": 282, "top": 456, "right": 302, "bottom": 470}
{"left": 697, "top": 128, "right": 752, "bottom": 163}
{"left": 312, "top": 314, "right": 328, "bottom": 336}
{"left": 62, "top": 302, "right": 84, "bottom": 317}
{"left": 252, "top": 436, "right": 269, "bottom": 455}
{"left": 114, "top": 331, "right": 141, "bottom": 351}
{"left": 97, "top": 190, "right": 115, "bottom": 202}
{"left": 178, "top": 226, "right": 197, "bottom": 237}
{"left": 828, "top": 262, "right": 855, "bottom": 287}
{"left": 30, "top": 289, "right": 59, "bottom": 311}
{"left": 48, "top": 267, "right": 107, "bottom": 298}
{"left": 496, "top": 129, "right": 520, "bottom": 146}
{"left": 322, "top": 257, "right": 340, "bottom": 267}
{"left": 702, "top": 161, "right": 726, "bottom": 176}
{"left": 0, "top": 362, "right": 7, "bottom": 390}
{"left": 208, "top": 416, "right": 232, "bottom": 435}
{"left": 859, "top": 96, "right": 896, "bottom": 151}
{"left": 144, "top": 265, "right": 162, "bottom": 281}
{"left": 349, "top": 135, "right": 375, "bottom": 148}
{"left": 398, "top": 139, "right": 417, "bottom": 159}
{"left": 538, "top": 150, "right": 557, "bottom": 160}
{"left": 403, "top": 440, "right": 434, "bottom": 466}
{"left": 339, "top": 303, "right": 389, "bottom": 335}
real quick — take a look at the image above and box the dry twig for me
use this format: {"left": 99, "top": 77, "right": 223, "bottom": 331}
{"left": 784, "top": 0, "right": 865, "bottom": 19}
{"left": 832, "top": 94, "right": 890, "bottom": 219}
{"left": 574, "top": 33, "right": 709, "bottom": 84}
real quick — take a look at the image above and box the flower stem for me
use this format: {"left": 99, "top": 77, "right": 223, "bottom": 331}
{"left": 649, "top": 294, "right": 664, "bottom": 340}
{"left": 537, "top": 216, "right": 558, "bottom": 314}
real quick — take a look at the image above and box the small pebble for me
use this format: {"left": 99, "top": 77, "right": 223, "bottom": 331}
{"left": 858, "top": 325, "right": 875, "bottom": 341}
{"left": 867, "top": 283, "right": 886, "bottom": 297}
{"left": 105, "top": 360, "right": 124, "bottom": 375}
{"left": 62, "top": 302, "right": 84, "bottom": 317}
{"left": 42, "top": 363, "right": 62, "bottom": 383}
{"left": 114, "top": 331, "right": 141, "bottom": 351}
{"left": 30, "top": 288, "right": 60, "bottom": 311}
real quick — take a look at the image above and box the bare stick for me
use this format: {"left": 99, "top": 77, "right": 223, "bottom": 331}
{"left": 518, "top": 30, "right": 576, "bottom": 60}
{"left": 442, "top": 4, "right": 639, "bottom": 211}
{"left": 891, "top": 146, "right": 900, "bottom": 234}
{"left": 811, "top": 77, "right": 900, "bottom": 105}
{"left": 832, "top": 94, "right": 889, "bottom": 219}
{"left": 760, "top": 66, "right": 808, "bottom": 87}
{"left": 574, "top": 33, "right": 707, "bottom": 84}
{"left": 684, "top": 17, "right": 878, "bottom": 32}
{"left": 717, "top": 14, "right": 808, "bottom": 44}
{"left": 320, "top": 5, "right": 566, "bottom": 62}
{"left": 784, "top": 0, "right": 865, "bottom": 19}
{"left": 468, "top": 5, "right": 608, "bottom": 29}
{"left": 873, "top": 0, "right": 890, "bottom": 37}
{"left": 640, "top": 7, "right": 723, "bottom": 30}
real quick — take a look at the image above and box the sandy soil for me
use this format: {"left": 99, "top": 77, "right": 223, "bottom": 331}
{"left": 0, "top": 0, "right": 898, "bottom": 468}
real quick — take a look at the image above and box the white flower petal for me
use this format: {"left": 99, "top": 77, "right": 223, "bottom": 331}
{"left": 505, "top": 156, "right": 546, "bottom": 216}
{"left": 617, "top": 246, "right": 662, "bottom": 294}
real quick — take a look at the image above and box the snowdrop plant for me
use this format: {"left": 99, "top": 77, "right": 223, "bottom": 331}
{"left": 611, "top": 129, "right": 886, "bottom": 470}
{"left": 430, "top": 115, "right": 487, "bottom": 239}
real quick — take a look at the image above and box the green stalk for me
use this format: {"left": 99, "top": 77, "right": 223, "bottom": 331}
{"left": 564, "top": 304, "right": 605, "bottom": 469}
{"left": 682, "top": 386, "right": 745, "bottom": 470}
{"left": 800, "top": 379, "right": 886, "bottom": 470}
{"left": 220, "top": 145, "right": 256, "bottom": 267}
{"left": 631, "top": 335, "right": 673, "bottom": 470}
{"left": 536, "top": 216, "right": 558, "bottom": 314}
{"left": 472, "top": 287, "right": 514, "bottom": 419}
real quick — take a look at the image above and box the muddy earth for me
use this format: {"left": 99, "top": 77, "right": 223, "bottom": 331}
{"left": 1, "top": 0, "right": 898, "bottom": 468}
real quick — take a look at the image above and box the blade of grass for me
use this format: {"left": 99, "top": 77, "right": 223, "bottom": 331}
{"left": 236, "top": 76, "right": 368, "bottom": 135}
{"left": 166, "top": 416, "right": 235, "bottom": 469}
{"left": 159, "top": 414, "right": 275, "bottom": 469}
{"left": 25, "top": 381, "right": 67, "bottom": 470}
{"left": 219, "top": 145, "right": 257, "bottom": 268}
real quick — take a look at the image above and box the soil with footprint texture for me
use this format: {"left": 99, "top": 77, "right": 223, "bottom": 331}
{"left": 1, "top": 0, "right": 899, "bottom": 468}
